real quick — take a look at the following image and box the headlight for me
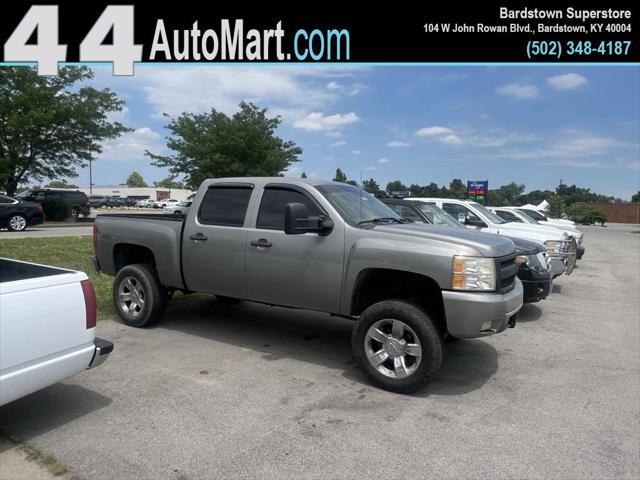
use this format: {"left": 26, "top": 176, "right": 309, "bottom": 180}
{"left": 452, "top": 256, "right": 496, "bottom": 291}
{"left": 544, "top": 240, "right": 562, "bottom": 253}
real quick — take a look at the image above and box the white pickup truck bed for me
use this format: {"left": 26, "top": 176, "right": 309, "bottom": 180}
{"left": 0, "top": 258, "right": 113, "bottom": 406}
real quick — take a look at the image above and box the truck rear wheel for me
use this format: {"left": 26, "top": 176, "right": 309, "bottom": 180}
{"left": 113, "top": 264, "right": 167, "bottom": 327}
{"left": 352, "top": 300, "right": 443, "bottom": 394}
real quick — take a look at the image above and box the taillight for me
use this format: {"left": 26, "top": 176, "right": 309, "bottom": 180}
{"left": 92, "top": 224, "right": 98, "bottom": 251}
{"left": 81, "top": 279, "right": 97, "bottom": 329}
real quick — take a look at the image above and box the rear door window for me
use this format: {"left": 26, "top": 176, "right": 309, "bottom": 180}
{"left": 199, "top": 186, "right": 253, "bottom": 227}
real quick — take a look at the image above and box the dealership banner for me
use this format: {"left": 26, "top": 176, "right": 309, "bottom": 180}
{"left": 1, "top": 1, "right": 639, "bottom": 75}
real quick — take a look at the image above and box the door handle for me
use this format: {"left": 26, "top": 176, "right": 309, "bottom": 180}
{"left": 189, "top": 233, "right": 208, "bottom": 241}
{"left": 250, "top": 239, "right": 273, "bottom": 248}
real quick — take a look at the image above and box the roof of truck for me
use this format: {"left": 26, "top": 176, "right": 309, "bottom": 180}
{"left": 201, "top": 177, "right": 344, "bottom": 188}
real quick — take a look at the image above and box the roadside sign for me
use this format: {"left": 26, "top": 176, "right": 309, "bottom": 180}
{"left": 467, "top": 180, "right": 488, "bottom": 203}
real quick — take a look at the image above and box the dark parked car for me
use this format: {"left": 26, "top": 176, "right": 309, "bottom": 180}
{"left": 382, "top": 198, "right": 552, "bottom": 303}
{"left": 118, "top": 197, "right": 138, "bottom": 207}
{"left": 17, "top": 189, "right": 90, "bottom": 219}
{"left": 0, "top": 195, "right": 45, "bottom": 231}
{"left": 88, "top": 195, "right": 125, "bottom": 208}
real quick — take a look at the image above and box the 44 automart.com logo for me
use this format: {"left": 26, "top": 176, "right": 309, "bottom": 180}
{"left": 3, "top": 5, "right": 351, "bottom": 75}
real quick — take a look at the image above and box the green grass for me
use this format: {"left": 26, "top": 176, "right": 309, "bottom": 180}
{"left": 0, "top": 236, "right": 115, "bottom": 320}
{"left": 1, "top": 430, "right": 73, "bottom": 477}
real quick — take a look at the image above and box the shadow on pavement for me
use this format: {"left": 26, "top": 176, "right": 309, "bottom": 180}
{"left": 158, "top": 297, "right": 498, "bottom": 397}
{"left": 0, "top": 384, "right": 112, "bottom": 447}
{"left": 518, "top": 304, "right": 543, "bottom": 322}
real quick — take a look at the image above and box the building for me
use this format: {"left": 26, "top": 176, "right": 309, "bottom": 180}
{"left": 575, "top": 202, "right": 640, "bottom": 224}
{"left": 77, "top": 187, "right": 195, "bottom": 202}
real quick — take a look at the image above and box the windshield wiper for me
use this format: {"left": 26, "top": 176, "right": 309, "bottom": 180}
{"left": 358, "top": 217, "right": 406, "bottom": 225}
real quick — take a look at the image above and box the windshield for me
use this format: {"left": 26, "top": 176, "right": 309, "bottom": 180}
{"left": 471, "top": 202, "right": 506, "bottom": 224}
{"left": 514, "top": 210, "right": 538, "bottom": 224}
{"left": 316, "top": 184, "right": 403, "bottom": 225}
{"left": 416, "top": 204, "right": 463, "bottom": 228}
{"left": 520, "top": 208, "right": 546, "bottom": 221}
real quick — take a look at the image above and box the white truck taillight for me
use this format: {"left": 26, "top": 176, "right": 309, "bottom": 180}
{"left": 81, "top": 279, "right": 97, "bottom": 329}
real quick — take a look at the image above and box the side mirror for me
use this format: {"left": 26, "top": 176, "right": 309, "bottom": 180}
{"left": 464, "top": 217, "right": 487, "bottom": 228}
{"left": 284, "top": 203, "right": 333, "bottom": 235}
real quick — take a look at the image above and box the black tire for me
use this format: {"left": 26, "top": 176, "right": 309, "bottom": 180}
{"left": 71, "top": 208, "right": 80, "bottom": 220}
{"left": 352, "top": 300, "right": 443, "bottom": 394}
{"left": 113, "top": 264, "right": 167, "bottom": 327}
{"left": 7, "top": 214, "right": 27, "bottom": 232}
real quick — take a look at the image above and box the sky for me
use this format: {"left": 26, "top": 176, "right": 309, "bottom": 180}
{"left": 74, "top": 65, "right": 640, "bottom": 199}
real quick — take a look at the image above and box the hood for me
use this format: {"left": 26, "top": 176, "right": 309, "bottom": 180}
{"left": 373, "top": 223, "right": 515, "bottom": 258}
{"left": 495, "top": 222, "right": 568, "bottom": 242}
{"left": 545, "top": 224, "right": 583, "bottom": 240}
{"left": 547, "top": 218, "right": 577, "bottom": 228}
{"left": 505, "top": 236, "right": 544, "bottom": 255}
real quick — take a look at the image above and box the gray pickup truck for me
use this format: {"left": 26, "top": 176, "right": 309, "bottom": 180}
{"left": 93, "top": 178, "right": 523, "bottom": 393}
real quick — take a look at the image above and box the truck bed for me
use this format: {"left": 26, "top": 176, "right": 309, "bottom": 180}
{"left": 94, "top": 213, "right": 187, "bottom": 289}
{"left": 0, "top": 258, "right": 70, "bottom": 283}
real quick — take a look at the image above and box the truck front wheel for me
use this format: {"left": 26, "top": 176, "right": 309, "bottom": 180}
{"left": 113, "top": 264, "right": 167, "bottom": 327}
{"left": 352, "top": 300, "right": 443, "bottom": 393}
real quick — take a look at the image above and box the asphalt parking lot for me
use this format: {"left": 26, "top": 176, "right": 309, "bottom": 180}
{"left": 1, "top": 224, "right": 639, "bottom": 479}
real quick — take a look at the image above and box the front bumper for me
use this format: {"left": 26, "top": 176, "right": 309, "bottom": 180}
{"left": 548, "top": 256, "right": 567, "bottom": 277}
{"left": 519, "top": 268, "right": 552, "bottom": 303}
{"left": 442, "top": 278, "right": 523, "bottom": 338}
{"left": 87, "top": 337, "right": 114, "bottom": 369}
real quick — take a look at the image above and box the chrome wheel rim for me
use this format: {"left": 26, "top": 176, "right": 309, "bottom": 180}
{"left": 365, "top": 319, "right": 422, "bottom": 379}
{"left": 118, "top": 276, "right": 145, "bottom": 317}
{"left": 9, "top": 215, "right": 26, "bottom": 231}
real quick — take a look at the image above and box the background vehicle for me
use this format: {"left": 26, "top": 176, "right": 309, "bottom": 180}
{"left": 136, "top": 198, "right": 156, "bottom": 208}
{"left": 0, "top": 194, "right": 45, "bottom": 232}
{"left": 93, "top": 178, "right": 523, "bottom": 393}
{"left": 408, "top": 198, "right": 576, "bottom": 277}
{"left": 0, "top": 258, "right": 113, "bottom": 406}
{"left": 17, "top": 189, "right": 89, "bottom": 219}
{"left": 89, "top": 195, "right": 125, "bottom": 208}
{"left": 163, "top": 201, "right": 192, "bottom": 215}
{"left": 490, "top": 206, "right": 585, "bottom": 259}
{"left": 517, "top": 206, "right": 577, "bottom": 228}
{"left": 154, "top": 198, "right": 180, "bottom": 208}
{"left": 115, "top": 196, "right": 138, "bottom": 207}
{"left": 383, "top": 199, "right": 552, "bottom": 303}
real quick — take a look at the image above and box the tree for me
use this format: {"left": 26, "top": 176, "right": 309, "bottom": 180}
{"left": 333, "top": 167, "right": 348, "bottom": 183}
{"left": 154, "top": 176, "right": 185, "bottom": 189}
{"left": 300, "top": 172, "right": 307, "bottom": 178}
{"left": 448, "top": 178, "right": 468, "bottom": 200}
{"left": 333, "top": 167, "right": 358, "bottom": 186}
{"left": 362, "top": 178, "right": 382, "bottom": 195}
{"left": 487, "top": 182, "right": 526, "bottom": 206}
{"left": 146, "top": 102, "right": 301, "bottom": 189}
{"left": 386, "top": 180, "right": 408, "bottom": 193}
{"left": 0, "top": 67, "right": 130, "bottom": 196}
{"left": 126, "top": 171, "right": 148, "bottom": 187}
{"left": 44, "top": 180, "right": 78, "bottom": 188}
{"left": 632, "top": 191, "right": 640, "bottom": 203}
